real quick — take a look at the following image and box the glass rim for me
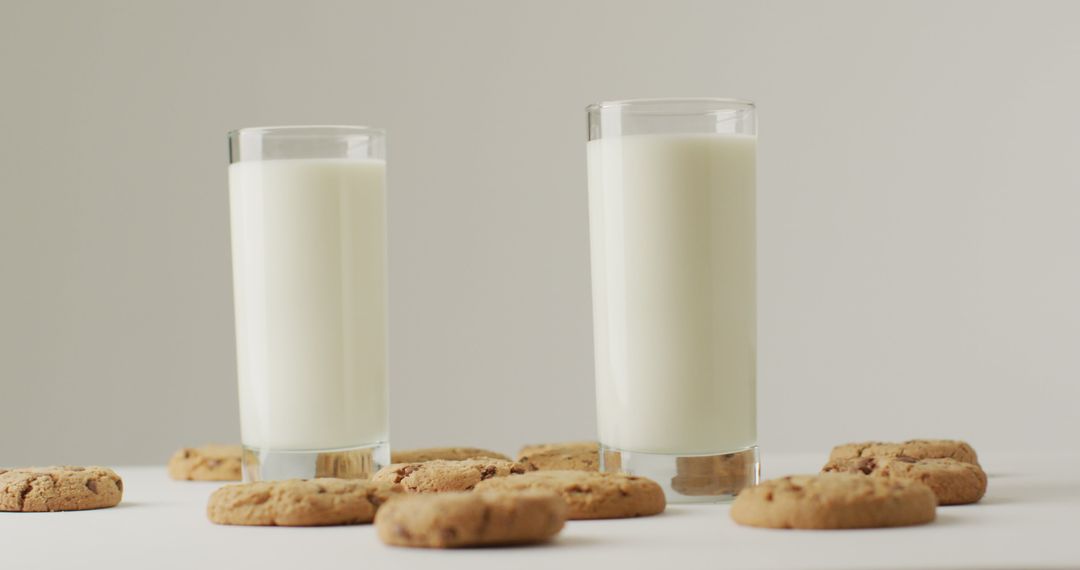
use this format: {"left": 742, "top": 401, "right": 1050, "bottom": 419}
{"left": 585, "top": 97, "right": 755, "bottom": 113}
{"left": 227, "top": 125, "right": 386, "bottom": 139}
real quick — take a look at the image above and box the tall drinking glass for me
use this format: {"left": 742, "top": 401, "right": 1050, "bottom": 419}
{"left": 228, "top": 126, "right": 389, "bottom": 481}
{"left": 586, "top": 99, "right": 759, "bottom": 502}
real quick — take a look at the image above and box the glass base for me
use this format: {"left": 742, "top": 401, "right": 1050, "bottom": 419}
{"left": 242, "top": 442, "right": 390, "bottom": 482}
{"left": 600, "top": 445, "right": 760, "bottom": 504}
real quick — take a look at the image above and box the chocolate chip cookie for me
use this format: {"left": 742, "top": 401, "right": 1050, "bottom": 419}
{"left": 517, "top": 442, "right": 598, "bottom": 471}
{"left": 207, "top": 478, "right": 401, "bottom": 526}
{"left": 375, "top": 491, "right": 566, "bottom": 548}
{"left": 391, "top": 447, "right": 510, "bottom": 463}
{"left": 730, "top": 473, "right": 937, "bottom": 529}
{"left": 473, "top": 470, "right": 665, "bottom": 520}
{"left": 670, "top": 452, "right": 756, "bottom": 496}
{"left": 822, "top": 456, "right": 987, "bottom": 505}
{"left": 371, "top": 459, "right": 527, "bottom": 493}
{"left": 168, "top": 444, "right": 242, "bottom": 481}
{"left": 0, "top": 466, "right": 123, "bottom": 512}
{"left": 829, "top": 439, "right": 979, "bottom": 466}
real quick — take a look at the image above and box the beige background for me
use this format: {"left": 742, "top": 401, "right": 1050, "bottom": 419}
{"left": 2, "top": 0, "right": 1078, "bottom": 466}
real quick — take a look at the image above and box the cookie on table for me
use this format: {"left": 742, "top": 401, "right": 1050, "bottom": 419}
{"left": 375, "top": 491, "right": 566, "bottom": 548}
{"left": 829, "top": 439, "right": 979, "bottom": 466}
{"left": 822, "top": 456, "right": 987, "bottom": 505}
{"left": 473, "top": 470, "right": 665, "bottom": 520}
{"left": 517, "top": 442, "right": 599, "bottom": 471}
{"left": 315, "top": 450, "right": 379, "bottom": 479}
{"left": 730, "top": 473, "right": 937, "bottom": 530}
{"left": 0, "top": 466, "right": 123, "bottom": 512}
{"left": 670, "top": 453, "right": 755, "bottom": 496}
{"left": 207, "top": 478, "right": 401, "bottom": 526}
{"left": 391, "top": 447, "right": 511, "bottom": 463}
{"left": 517, "top": 441, "right": 596, "bottom": 459}
{"left": 168, "top": 444, "right": 242, "bottom": 481}
{"left": 372, "top": 459, "right": 527, "bottom": 493}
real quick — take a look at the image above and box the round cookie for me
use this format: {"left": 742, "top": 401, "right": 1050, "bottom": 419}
{"left": 0, "top": 466, "right": 123, "bottom": 512}
{"left": 375, "top": 491, "right": 566, "bottom": 548}
{"left": 670, "top": 453, "right": 756, "bottom": 496}
{"left": 207, "top": 478, "right": 401, "bottom": 526}
{"left": 730, "top": 473, "right": 937, "bottom": 530}
{"left": 829, "top": 440, "right": 979, "bottom": 466}
{"left": 822, "top": 456, "right": 987, "bottom": 505}
{"left": 518, "top": 441, "right": 597, "bottom": 458}
{"left": 517, "top": 442, "right": 598, "bottom": 471}
{"left": 168, "top": 444, "right": 242, "bottom": 481}
{"left": 315, "top": 450, "right": 379, "bottom": 479}
{"left": 473, "top": 470, "right": 665, "bottom": 520}
{"left": 391, "top": 447, "right": 511, "bottom": 463}
{"left": 372, "top": 459, "right": 527, "bottom": 493}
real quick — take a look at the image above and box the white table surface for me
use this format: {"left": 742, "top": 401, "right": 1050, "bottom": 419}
{"left": 3, "top": 452, "right": 1078, "bottom": 569}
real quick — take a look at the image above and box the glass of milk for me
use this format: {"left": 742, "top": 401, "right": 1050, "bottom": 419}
{"left": 227, "top": 126, "right": 389, "bottom": 481}
{"left": 586, "top": 99, "right": 759, "bottom": 502}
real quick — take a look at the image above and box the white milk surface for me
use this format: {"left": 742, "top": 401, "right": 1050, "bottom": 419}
{"left": 588, "top": 133, "right": 756, "bottom": 454}
{"left": 229, "top": 158, "right": 388, "bottom": 450}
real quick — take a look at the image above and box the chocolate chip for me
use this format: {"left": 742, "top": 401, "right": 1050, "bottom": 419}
{"left": 858, "top": 458, "right": 877, "bottom": 475}
{"left": 18, "top": 484, "right": 33, "bottom": 509}
{"left": 86, "top": 479, "right": 98, "bottom": 494}
{"left": 393, "top": 466, "right": 417, "bottom": 484}
{"left": 479, "top": 466, "right": 497, "bottom": 480}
